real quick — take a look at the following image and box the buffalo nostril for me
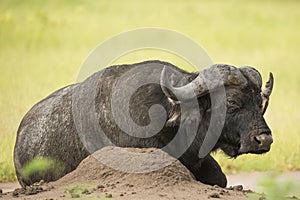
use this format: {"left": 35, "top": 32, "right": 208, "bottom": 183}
{"left": 254, "top": 136, "right": 262, "bottom": 145}
{"left": 255, "top": 134, "right": 273, "bottom": 149}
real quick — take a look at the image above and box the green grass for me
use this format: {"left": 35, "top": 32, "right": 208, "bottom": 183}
{"left": 0, "top": 133, "right": 15, "bottom": 181}
{"left": 64, "top": 185, "right": 90, "bottom": 198}
{"left": 64, "top": 184, "right": 112, "bottom": 199}
{"left": 21, "top": 157, "right": 65, "bottom": 181}
{"left": 0, "top": 0, "right": 300, "bottom": 181}
{"left": 247, "top": 173, "right": 300, "bottom": 200}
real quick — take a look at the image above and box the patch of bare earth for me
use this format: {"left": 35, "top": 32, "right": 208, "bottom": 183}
{"left": 1, "top": 147, "right": 248, "bottom": 199}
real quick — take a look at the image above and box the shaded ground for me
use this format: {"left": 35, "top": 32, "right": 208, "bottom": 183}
{"left": 3, "top": 171, "right": 300, "bottom": 194}
{"left": 228, "top": 171, "right": 300, "bottom": 192}
{"left": 0, "top": 171, "right": 300, "bottom": 199}
{"left": 0, "top": 147, "right": 262, "bottom": 199}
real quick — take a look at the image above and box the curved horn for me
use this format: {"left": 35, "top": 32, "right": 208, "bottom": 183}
{"left": 160, "top": 64, "right": 247, "bottom": 101}
{"left": 261, "top": 72, "right": 274, "bottom": 114}
{"left": 160, "top": 66, "right": 206, "bottom": 101}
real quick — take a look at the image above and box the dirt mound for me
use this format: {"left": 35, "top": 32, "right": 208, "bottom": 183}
{"left": 54, "top": 147, "right": 247, "bottom": 200}
{"left": 3, "top": 147, "right": 248, "bottom": 199}
{"left": 55, "top": 147, "right": 194, "bottom": 187}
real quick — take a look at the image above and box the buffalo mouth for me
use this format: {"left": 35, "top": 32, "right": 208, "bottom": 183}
{"left": 219, "top": 133, "right": 273, "bottom": 158}
{"left": 238, "top": 131, "right": 273, "bottom": 155}
{"left": 246, "top": 149, "right": 270, "bottom": 154}
{"left": 224, "top": 143, "right": 271, "bottom": 158}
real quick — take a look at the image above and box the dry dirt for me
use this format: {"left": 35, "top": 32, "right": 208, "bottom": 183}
{"left": 0, "top": 147, "right": 249, "bottom": 200}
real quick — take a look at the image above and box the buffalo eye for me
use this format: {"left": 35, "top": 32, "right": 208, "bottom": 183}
{"left": 227, "top": 99, "right": 241, "bottom": 111}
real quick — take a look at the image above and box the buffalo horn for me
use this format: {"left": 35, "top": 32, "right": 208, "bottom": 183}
{"left": 160, "top": 66, "right": 207, "bottom": 101}
{"left": 261, "top": 72, "right": 274, "bottom": 114}
{"left": 160, "top": 64, "right": 247, "bottom": 101}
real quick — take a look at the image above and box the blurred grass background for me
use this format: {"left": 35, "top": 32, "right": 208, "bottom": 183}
{"left": 0, "top": 0, "right": 300, "bottom": 182}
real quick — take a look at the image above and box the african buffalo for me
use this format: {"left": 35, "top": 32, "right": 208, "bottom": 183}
{"left": 14, "top": 60, "right": 274, "bottom": 187}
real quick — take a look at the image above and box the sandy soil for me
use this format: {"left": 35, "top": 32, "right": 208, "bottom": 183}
{"left": 0, "top": 147, "right": 256, "bottom": 200}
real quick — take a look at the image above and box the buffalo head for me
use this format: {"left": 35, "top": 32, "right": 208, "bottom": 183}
{"left": 160, "top": 64, "right": 274, "bottom": 158}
